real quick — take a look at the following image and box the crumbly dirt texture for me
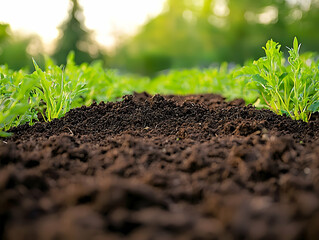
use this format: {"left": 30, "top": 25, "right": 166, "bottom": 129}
{"left": 1, "top": 92, "right": 319, "bottom": 240}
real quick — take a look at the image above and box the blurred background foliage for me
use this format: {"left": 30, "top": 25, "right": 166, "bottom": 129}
{"left": 111, "top": 0, "right": 319, "bottom": 75}
{"left": 0, "top": 23, "right": 44, "bottom": 70}
{"left": 52, "top": 0, "right": 106, "bottom": 66}
{"left": 1, "top": 0, "right": 319, "bottom": 75}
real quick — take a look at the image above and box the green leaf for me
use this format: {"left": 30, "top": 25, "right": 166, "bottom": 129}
{"left": 309, "top": 101, "right": 319, "bottom": 112}
{"left": 0, "top": 131, "right": 12, "bottom": 137}
{"left": 252, "top": 74, "right": 267, "bottom": 88}
{"left": 279, "top": 72, "right": 288, "bottom": 81}
{"left": 293, "top": 37, "right": 299, "bottom": 52}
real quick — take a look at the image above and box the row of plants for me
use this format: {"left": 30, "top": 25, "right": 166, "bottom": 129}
{"left": 1, "top": 38, "right": 318, "bottom": 136}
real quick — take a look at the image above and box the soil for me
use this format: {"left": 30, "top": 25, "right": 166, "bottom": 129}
{"left": 1, "top": 92, "right": 319, "bottom": 240}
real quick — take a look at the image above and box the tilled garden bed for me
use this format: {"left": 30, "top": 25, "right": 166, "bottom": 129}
{"left": 1, "top": 92, "right": 319, "bottom": 240}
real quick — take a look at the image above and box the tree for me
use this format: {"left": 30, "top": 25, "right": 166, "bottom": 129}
{"left": 52, "top": 0, "right": 102, "bottom": 65}
{"left": 0, "top": 23, "right": 44, "bottom": 70}
{"left": 111, "top": 0, "right": 319, "bottom": 75}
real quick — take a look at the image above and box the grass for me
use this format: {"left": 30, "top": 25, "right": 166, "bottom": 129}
{"left": 0, "top": 38, "right": 318, "bottom": 136}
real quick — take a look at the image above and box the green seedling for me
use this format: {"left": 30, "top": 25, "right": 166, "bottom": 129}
{"left": 0, "top": 69, "right": 39, "bottom": 136}
{"left": 241, "top": 37, "right": 319, "bottom": 122}
{"left": 33, "top": 59, "right": 87, "bottom": 122}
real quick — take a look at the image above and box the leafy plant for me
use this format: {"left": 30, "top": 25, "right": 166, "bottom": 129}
{"left": 0, "top": 68, "right": 39, "bottom": 136}
{"left": 33, "top": 59, "right": 87, "bottom": 122}
{"left": 240, "top": 37, "right": 319, "bottom": 122}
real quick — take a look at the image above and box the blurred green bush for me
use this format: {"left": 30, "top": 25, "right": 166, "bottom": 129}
{"left": 110, "top": 0, "right": 319, "bottom": 75}
{"left": 0, "top": 23, "right": 44, "bottom": 71}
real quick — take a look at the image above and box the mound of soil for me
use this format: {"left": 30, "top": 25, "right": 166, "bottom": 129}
{"left": 1, "top": 92, "right": 319, "bottom": 240}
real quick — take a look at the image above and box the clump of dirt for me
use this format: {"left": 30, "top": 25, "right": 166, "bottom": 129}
{"left": 1, "top": 92, "right": 319, "bottom": 240}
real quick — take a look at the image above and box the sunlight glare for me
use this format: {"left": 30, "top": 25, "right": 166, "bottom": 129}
{"left": 0, "top": 0, "right": 165, "bottom": 50}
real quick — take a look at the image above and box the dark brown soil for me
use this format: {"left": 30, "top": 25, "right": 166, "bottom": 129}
{"left": 1, "top": 92, "right": 319, "bottom": 240}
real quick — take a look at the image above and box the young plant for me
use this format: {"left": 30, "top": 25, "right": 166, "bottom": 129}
{"left": 287, "top": 39, "right": 319, "bottom": 121}
{"left": 33, "top": 59, "right": 87, "bottom": 122}
{"left": 241, "top": 37, "right": 319, "bottom": 122}
{"left": 0, "top": 69, "right": 39, "bottom": 136}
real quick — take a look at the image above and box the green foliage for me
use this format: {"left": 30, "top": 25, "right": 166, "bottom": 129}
{"left": 59, "top": 52, "right": 150, "bottom": 106}
{"left": 0, "top": 66, "right": 39, "bottom": 136}
{"left": 111, "top": 0, "right": 319, "bottom": 75}
{"left": 1, "top": 38, "right": 318, "bottom": 137}
{"left": 32, "top": 59, "right": 87, "bottom": 121}
{"left": 0, "top": 23, "right": 10, "bottom": 43}
{"left": 0, "top": 53, "right": 150, "bottom": 135}
{"left": 0, "top": 23, "right": 45, "bottom": 71}
{"left": 241, "top": 38, "right": 319, "bottom": 122}
{"left": 148, "top": 63, "right": 255, "bottom": 102}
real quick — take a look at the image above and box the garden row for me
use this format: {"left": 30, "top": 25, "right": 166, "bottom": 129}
{"left": 1, "top": 38, "right": 318, "bottom": 136}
